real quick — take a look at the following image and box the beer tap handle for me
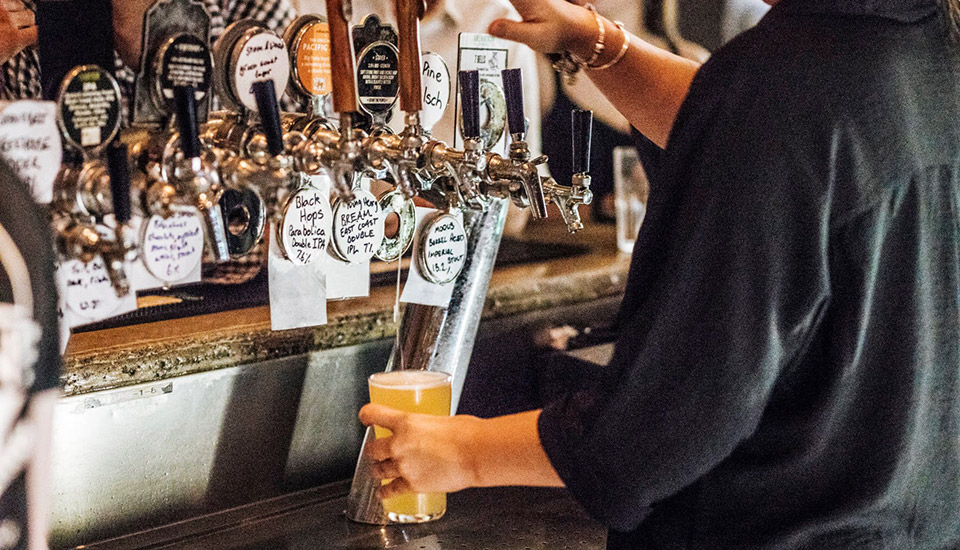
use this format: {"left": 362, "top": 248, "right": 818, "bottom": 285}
{"left": 106, "top": 142, "right": 131, "bottom": 224}
{"left": 571, "top": 108, "right": 593, "bottom": 176}
{"left": 396, "top": 0, "right": 425, "bottom": 114}
{"left": 174, "top": 86, "right": 201, "bottom": 160}
{"left": 501, "top": 68, "right": 525, "bottom": 140}
{"left": 325, "top": 0, "right": 359, "bottom": 114}
{"left": 459, "top": 70, "right": 480, "bottom": 141}
{"left": 252, "top": 81, "right": 284, "bottom": 157}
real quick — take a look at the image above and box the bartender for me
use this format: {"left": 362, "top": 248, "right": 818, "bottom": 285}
{"left": 360, "top": 0, "right": 960, "bottom": 547}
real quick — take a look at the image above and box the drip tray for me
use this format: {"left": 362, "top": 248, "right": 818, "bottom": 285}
{"left": 74, "top": 238, "right": 589, "bottom": 332}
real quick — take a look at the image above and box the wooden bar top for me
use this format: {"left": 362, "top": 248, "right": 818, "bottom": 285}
{"left": 62, "top": 219, "right": 631, "bottom": 396}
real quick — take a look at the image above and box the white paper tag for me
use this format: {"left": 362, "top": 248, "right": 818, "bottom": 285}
{"left": 400, "top": 207, "right": 464, "bottom": 307}
{"left": 455, "top": 33, "right": 510, "bottom": 152}
{"left": 0, "top": 101, "right": 61, "bottom": 204}
{"left": 57, "top": 257, "right": 137, "bottom": 328}
{"left": 131, "top": 212, "right": 204, "bottom": 289}
{"left": 233, "top": 32, "right": 290, "bottom": 112}
{"left": 278, "top": 185, "right": 333, "bottom": 265}
{"left": 329, "top": 188, "right": 384, "bottom": 263}
{"left": 325, "top": 177, "right": 373, "bottom": 300}
{"left": 268, "top": 220, "right": 328, "bottom": 330}
{"left": 420, "top": 52, "right": 450, "bottom": 133}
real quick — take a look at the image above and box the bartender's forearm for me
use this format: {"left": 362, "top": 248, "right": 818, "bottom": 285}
{"left": 466, "top": 410, "right": 565, "bottom": 488}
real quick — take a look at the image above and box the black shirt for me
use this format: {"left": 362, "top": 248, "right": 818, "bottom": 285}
{"left": 538, "top": 0, "right": 960, "bottom": 548}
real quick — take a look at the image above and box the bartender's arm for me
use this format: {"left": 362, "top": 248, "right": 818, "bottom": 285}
{"left": 359, "top": 406, "right": 562, "bottom": 497}
{"left": 488, "top": 0, "right": 700, "bottom": 147}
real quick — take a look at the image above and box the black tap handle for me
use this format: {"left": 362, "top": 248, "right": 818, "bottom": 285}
{"left": 571, "top": 109, "right": 593, "bottom": 175}
{"left": 107, "top": 142, "right": 131, "bottom": 224}
{"left": 174, "top": 85, "right": 201, "bottom": 159}
{"left": 252, "top": 80, "right": 284, "bottom": 157}
{"left": 501, "top": 68, "right": 525, "bottom": 137}
{"left": 459, "top": 70, "right": 480, "bottom": 140}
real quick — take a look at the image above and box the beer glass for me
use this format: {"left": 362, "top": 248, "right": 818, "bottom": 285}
{"left": 368, "top": 370, "right": 452, "bottom": 523}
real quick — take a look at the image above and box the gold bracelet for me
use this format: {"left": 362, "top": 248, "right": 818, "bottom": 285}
{"left": 580, "top": 4, "right": 606, "bottom": 67}
{"left": 589, "top": 21, "right": 629, "bottom": 71}
{"left": 550, "top": 3, "right": 606, "bottom": 85}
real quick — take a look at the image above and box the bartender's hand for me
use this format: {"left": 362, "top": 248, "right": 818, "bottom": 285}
{"left": 0, "top": 0, "right": 36, "bottom": 64}
{"left": 487, "top": 0, "right": 597, "bottom": 59}
{"left": 359, "top": 405, "right": 564, "bottom": 498}
{"left": 360, "top": 404, "right": 482, "bottom": 496}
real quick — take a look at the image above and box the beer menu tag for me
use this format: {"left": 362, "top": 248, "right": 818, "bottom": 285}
{"left": 0, "top": 101, "right": 62, "bottom": 204}
{"left": 156, "top": 34, "right": 212, "bottom": 109}
{"left": 232, "top": 32, "right": 290, "bottom": 112}
{"left": 353, "top": 15, "right": 399, "bottom": 120}
{"left": 400, "top": 207, "right": 465, "bottom": 308}
{"left": 56, "top": 65, "right": 121, "bottom": 154}
{"left": 420, "top": 53, "right": 450, "bottom": 134}
{"left": 289, "top": 17, "right": 332, "bottom": 99}
{"left": 56, "top": 256, "right": 137, "bottom": 328}
{"left": 269, "top": 175, "right": 331, "bottom": 330}
{"left": 325, "top": 177, "right": 377, "bottom": 300}
{"left": 130, "top": 211, "right": 204, "bottom": 290}
{"left": 455, "top": 33, "right": 510, "bottom": 152}
{"left": 329, "top": 188, "right": 384, "bottom": 263}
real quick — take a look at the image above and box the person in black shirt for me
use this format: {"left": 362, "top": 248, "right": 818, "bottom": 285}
{"left": 359, "top": 0, "right": 960, "bottom": 547}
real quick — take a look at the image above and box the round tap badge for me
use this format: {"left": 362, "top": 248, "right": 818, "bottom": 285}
{"left": 56, "top": 65, "right": 121, "bottom": 154}
{"left": 285, "top": 15, "right": 332, "bottom": 101}
{"left": 140, "top": 211, "right": 205, "bottom": 284}
{"left": 330, "top": 189, "right": 384, "bottom": 264}
{"left": 478, "top": 79, "right": 507, "bottom": 150}
{"left": 61, "top": 257, "right": 122, "bottom": 319}
{"left": 278, "top": 185, "right": 333, "bottom": 265}
{"left": 230, "top": 30, "right": 291, "bottom": 113}
{"left": 356, "top": 42, "right": 399, "bottom": 116}
{"left": 219, "top": 186, "right": 267, "bottom": 256}
{"left": 375, "top": 188, "right": 416, "bottom": 262}
{"left": 420, "top": 53, "right": 450, "bottom": 133}
{"left": 154, "top": 33, "right": 213, "bottom": 112}
{"left": 416, "top": 211, "right": 467, "bottom": 285}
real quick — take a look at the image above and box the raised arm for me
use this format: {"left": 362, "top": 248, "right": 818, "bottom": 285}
{"left": 487, "top": 0, "right": 699, "bottom": 147}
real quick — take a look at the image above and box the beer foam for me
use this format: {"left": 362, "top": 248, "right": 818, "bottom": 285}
{"left": 369, "top": 370, "right": 451, "bottom": 390}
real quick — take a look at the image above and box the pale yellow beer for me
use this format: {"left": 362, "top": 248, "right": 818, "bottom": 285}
{"left": 368, "top": 370, "right": 452, "bottom": 523}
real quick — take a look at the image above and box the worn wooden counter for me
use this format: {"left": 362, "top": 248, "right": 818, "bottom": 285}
{"left": 62, "top": 220, "right": 631, "bottom": 397}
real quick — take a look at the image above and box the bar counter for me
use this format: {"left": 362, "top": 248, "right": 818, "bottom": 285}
{"left": 62, "top": 219, "right": 631, "bottom": 397}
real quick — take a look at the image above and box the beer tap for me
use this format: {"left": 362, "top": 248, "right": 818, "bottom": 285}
{"left": 99, "top": 144, "right": 138, "bottom": 296}
{"left": 324, "top": 0, "right": 364, "bottom": 202}
{"left": 542, "top": 109, "right": 594, "bottom": 232}
{"left": 482, "top": 68, "right": 548, "bottom": 219}
{"left": 159, "top": 85, "right": 232, "bottom": 261}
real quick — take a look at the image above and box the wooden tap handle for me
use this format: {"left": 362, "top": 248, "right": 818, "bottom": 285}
{"left": 325, "top": 0, "right": 358, "bottom": 113}
{"left": 396, "top": 0, "right": 424, "bottom": 112}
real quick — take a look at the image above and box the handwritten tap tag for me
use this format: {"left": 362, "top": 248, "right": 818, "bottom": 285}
{"left": 56, "top": 256, "right": 137, "bottom": 329}
{"left": 129, "top": 211, "right": 204, "bottom": 290}
{"left": 400, "top": 207, "right": 466, "bottom": 308}
{"left": 455, "top": 33, "right": 510, "bottom": 152}
{"left": 325, "top": 176, "right": 377, "bottom": 300}
{"left": 233, "top": 32, "right": 290, "bottom": 112}
{"left": 0, "top": 101, "right": 61, "bottom": 204}
{"left": 420, "top": 52, "right": 450, "bottom": 134}
{"left": 278, "top": 185, "right": 333, "bottom": 265}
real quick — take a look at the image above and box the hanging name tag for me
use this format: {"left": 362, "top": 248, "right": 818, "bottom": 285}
{"left": 57, "top": 256, "right": 137, "bottom": 326}
{"left": 278, "top": 184, "right": 333, "bottom": 265}
{"left": 455, "top": 33, "right": 509, "bottom": 152}
{"left": 230, "top": 29, "right": 290, "bottom": 113}
{"left": 0, "top": 101, "right": 62, "bottom": 204}
{"left": 268, "top": 173, "right": 331, "bottom": 331}
{"left": 56, "top": 65, "right": 121, "bottom": 154}
{"left": 329, "top": 188, "right": 384, "bottom": 264}
{"left": 400, "top": 207, "right": 465, "bottom": 307}
{"left": 420, "top": 52, "right": 450, "bottom": 134}
{"left": 139, "top": 211, "right": 204, "bottom": 285}
{"left": 416, "top": 211, "right": 467, "bottom": 284}
{"left": 285, "top": 15, "right": 332, "bottom": 101}
{"left": 353, "top": 15, "right": 399, "bottom": 121}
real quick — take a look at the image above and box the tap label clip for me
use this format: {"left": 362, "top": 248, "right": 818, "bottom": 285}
{"left": 55, "top": 65, "right": 121, "bottom": 155}
{"left": 352, "top": 15, "right": 399, "bottom": 122}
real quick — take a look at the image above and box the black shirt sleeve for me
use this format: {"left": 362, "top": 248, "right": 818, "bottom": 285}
{"left": 537, "top": 58, "right": 831, "bottom": 531}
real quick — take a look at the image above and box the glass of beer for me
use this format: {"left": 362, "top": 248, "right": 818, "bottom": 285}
{"left": 368, "top": 369, "right": 452, "bottom": 523}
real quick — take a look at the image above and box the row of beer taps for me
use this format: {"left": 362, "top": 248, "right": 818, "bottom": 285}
{"left": 50, "top": 0, "right": 595, "bottom": 302}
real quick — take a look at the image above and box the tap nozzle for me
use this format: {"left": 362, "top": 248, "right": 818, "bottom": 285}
{"left": 501, "top": 68, "right": 547, "bottom": 219}
{"left": 543, "top": 109, "right": 594, "bottom": 233}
